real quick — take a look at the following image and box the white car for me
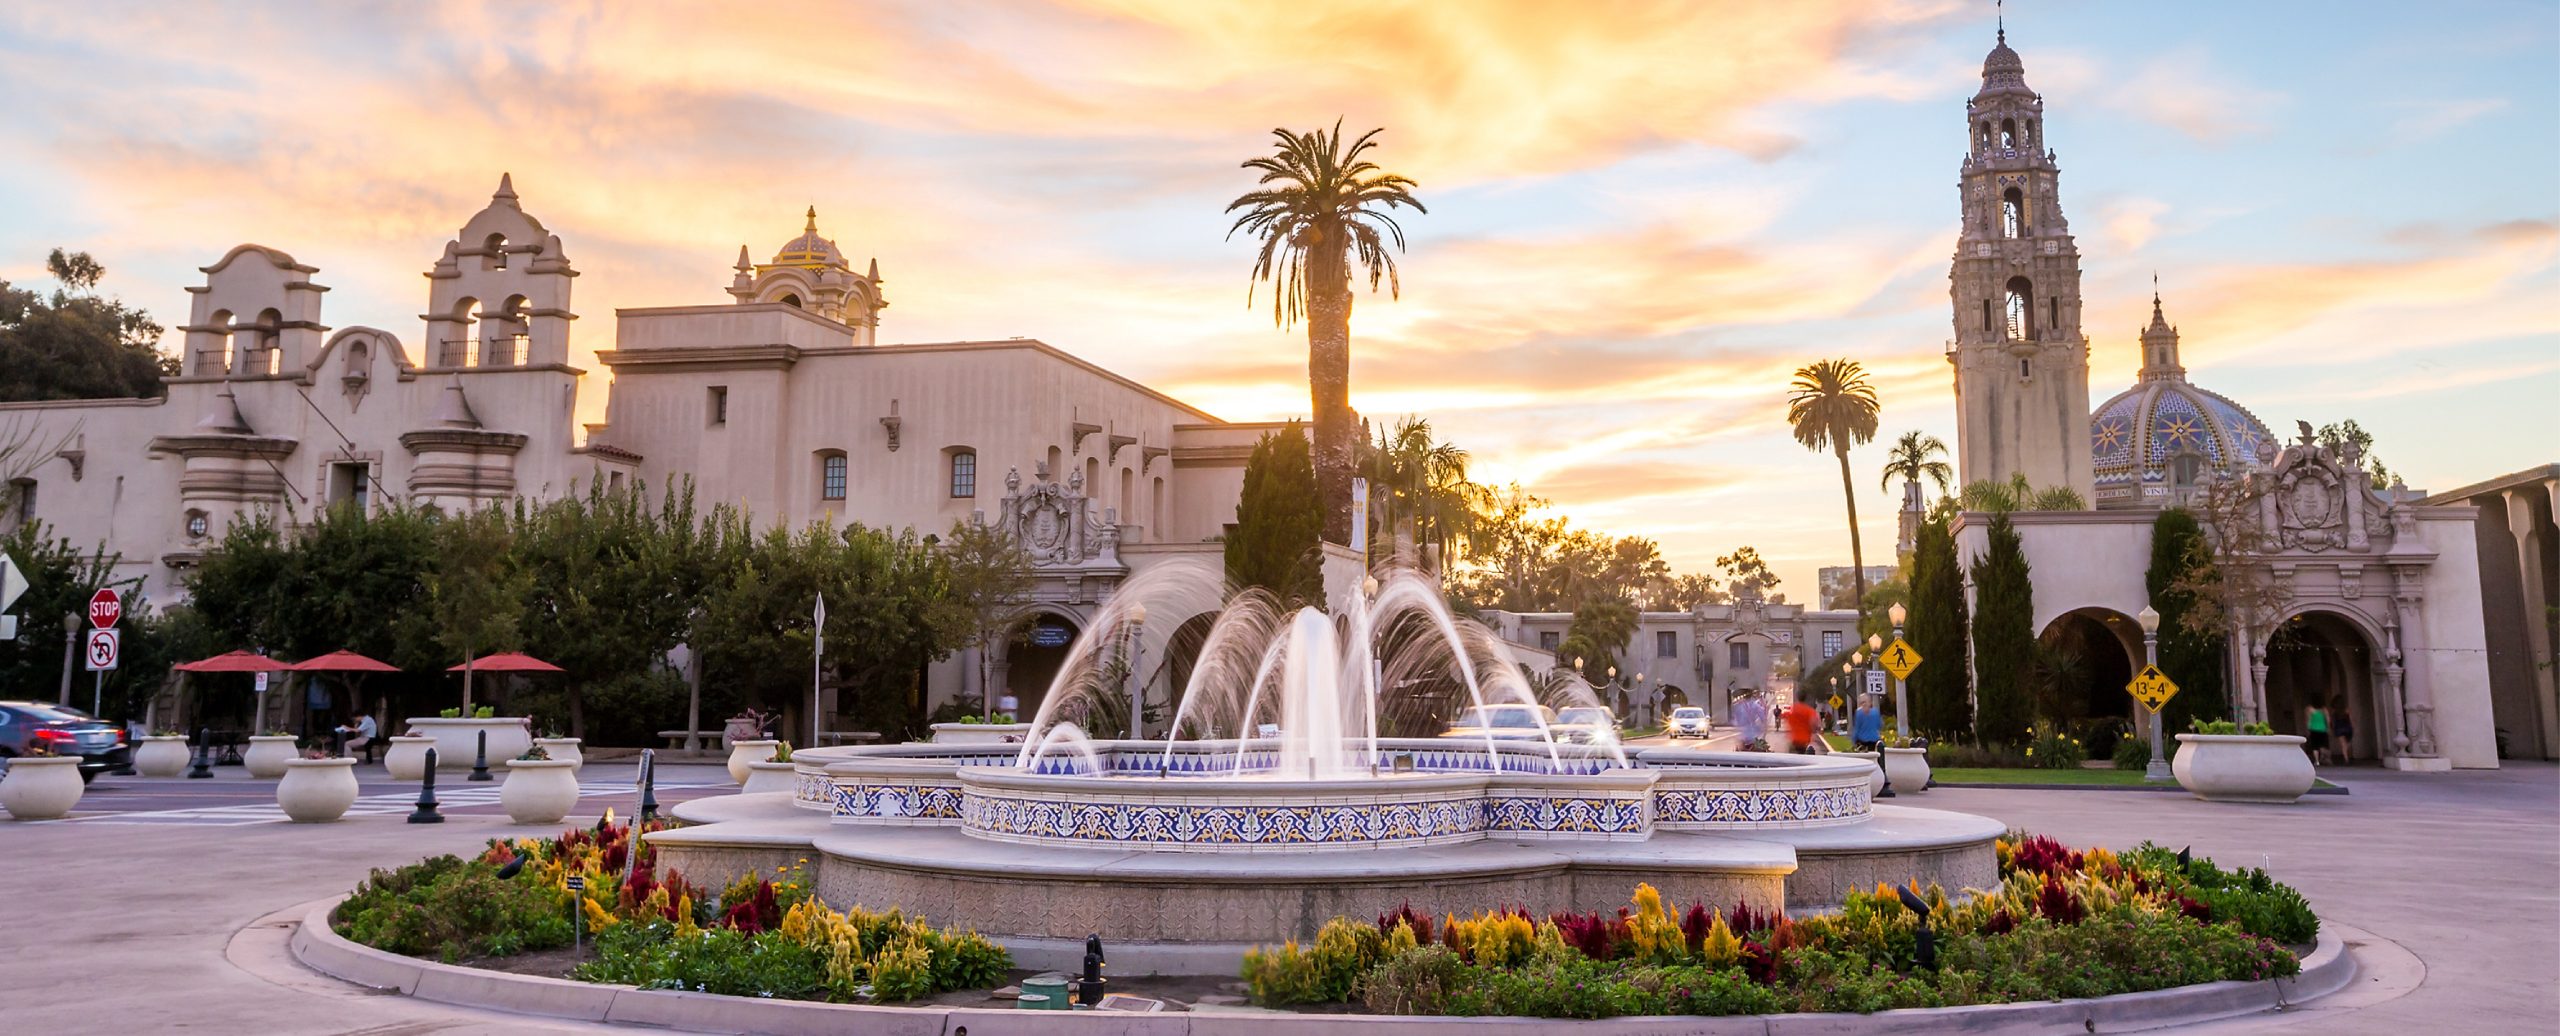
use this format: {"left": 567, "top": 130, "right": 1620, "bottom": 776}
{"left": 1441, "top": 705, "right": 1556, "bottom": 741}
{"left": 1548, "top": 706, "right": 1618, "bottom": 745}
{"left": 1666, "top": 706, "right": 1713, "bottom": 739}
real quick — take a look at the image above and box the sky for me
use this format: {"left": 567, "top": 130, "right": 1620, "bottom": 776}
{"left": 2, "top": 0, "right": 2554, "bottom": 594}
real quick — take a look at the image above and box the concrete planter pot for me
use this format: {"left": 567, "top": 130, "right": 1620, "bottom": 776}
{"left": 928, "top": 722, "right": 1033, "bottom": 745}
{"left": 276, "top": 758, "right": 360, "bottom": 822}
{"left": 405, "top": 718, "right": 532, "bottom": 771}
{"left": 741, "top": 760, "right": 798, "bottom": 795}
{"left": 134, "top": 735, "right": 191, "bottom": 777}
{"left": 1, "top": 757, "right": 86, "bottom": 819}
{"left": 500, "top": 759, "right": 580, "bottom": 824}
{"left": 243, "top": 735, "right": 301, "bottom": 779}
{"left": 382, "top": 736, "right": 438, "bottom": 781}
{"left": 1840, "top": 752, "right": 1888, "bottom": 797}
{"left": 533, "top": 738, "right": 583, "bottom": 772}
{"left": 1881, "top": 747, "right": 1932, "bottom": 795}
{"left": 2172, "top": 734, "right": 2314, "bottom": 804}
{"left": 726, "top": 740, "right": 779, "bottom": 784}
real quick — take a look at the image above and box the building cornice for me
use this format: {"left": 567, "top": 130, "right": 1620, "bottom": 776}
{"left": 595, "top": 344, "right": 800, "bottom": 373}
{"left": 145, "top": 434, "right": 298, "bottom": 459}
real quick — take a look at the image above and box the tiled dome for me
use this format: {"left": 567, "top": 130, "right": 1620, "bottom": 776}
{"left": 772, "top": 207, "right": 844, "bottom": 268}
{"left": 2090, "top": 298, "right": 2274, "bottom": 509}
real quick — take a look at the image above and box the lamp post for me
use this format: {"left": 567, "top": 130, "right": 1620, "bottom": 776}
{"left": 1864, "top": 632, "right": 1883, "bottom": 742}
{"left": 1124, "top": 602, "right": 1148, "bottom": 740}
{"left": 2138, "top": 604, "right": 2170, "bottom": 781}
{"left": 1887, "top": 602, "right": 1908, "bottom": 746}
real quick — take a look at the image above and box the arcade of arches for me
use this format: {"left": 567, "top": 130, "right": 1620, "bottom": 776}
{"left": 2262, "top": 611, "right": 2380, "bottom": 763}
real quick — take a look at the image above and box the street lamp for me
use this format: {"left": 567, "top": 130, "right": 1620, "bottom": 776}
{"left": 1124, "top": 602, "right": 1148, "bottom": 740}
{"left": 2137, "top": 604, "right": 2170, "bottom": 781}
{"left": 1887, "top": 603, "right": 1909, "bottom": 746}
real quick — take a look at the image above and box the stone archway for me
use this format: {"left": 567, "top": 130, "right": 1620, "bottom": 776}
{"left": 2263, "top": 610, "right": 2379, "bottom": 764}
{"left": 2036, "top": 608, "right": 2142, "bottom": 745}
{"left": 1005, "top": 610, "right": 1084, "bottom": 720}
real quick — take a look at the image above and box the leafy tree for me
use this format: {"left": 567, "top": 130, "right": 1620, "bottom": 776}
{"left": 692, "top": 521, "right": 953, "bottom": 740}
{"left": 1906, "top": 513, "right": 1972, "bottom": 739}
{"left": 1655, "top": 572, "right": 1728, "bottom": 609}
{"left": 1713, "top": 547, "right": 1781, "bottom": 594}
{"left": 0, "top": 249, "right": 173, "bottom": 401}
{"left": 0, "top": 522, "right": 140, "bottom": 707}
{"left": 1360, "top": 415, "right": 1480, "bottom": 572}
{"left": 428, "top": 506, "right": 531, "bottom": 713}
{"left": 2314, "top": 419, "right": 2396, "bottom": 490}
{"left": 1560, "top": 598, "right": 1639, "bottom": 684}
{"left": 513, "top": 482, "right": 696, "bottom": 737}
{"left": 2146, "top": 508, "right": 2227, "bottom": 733}
{"left": 933, "top": 517, "right": 1037, "bottom": 721}
{"left": 1228, "top": 122, "right": 1425, "bottom": 544}
{"left": 1786, "top": 359, "right": 1880, "bottom": 615}
{"left": 1225, "top": 422, "right": 1323, "bottom": 606}
{"left": 1968, "top": 512, "right": 2035, "bottom": 746}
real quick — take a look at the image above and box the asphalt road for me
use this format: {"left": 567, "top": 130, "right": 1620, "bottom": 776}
{"left": 33, "top": 760, "right": 738, "bottom": 824}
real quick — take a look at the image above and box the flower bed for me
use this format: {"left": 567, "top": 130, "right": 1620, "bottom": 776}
{"left": 1239, "top": 835, "right": 2311, "bottom": 1018}
{"left": 332, "top": 819, "right": 1010, "bottom": 1003}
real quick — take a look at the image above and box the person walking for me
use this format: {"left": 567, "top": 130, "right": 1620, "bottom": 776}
{"left": 1733, "top": 691, "right": 1770, "bottom": 751}
{"left": 2331, "top": 701, "right": 2354, "bottom": 764}
{"left": 1783, "top": 698, "right": 1821, "bottom": 754}
{"left": 2305, "top": 703, "right": 2331, "bottom": 765}
{"left": 1851, "top": 695, "right": 1883, "bottom": 752}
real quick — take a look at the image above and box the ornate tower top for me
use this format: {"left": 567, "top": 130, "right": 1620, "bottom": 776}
{"left": 727, "top": 207, "right": 886, "bottom": 338}
{"left": 2138, "top": 279, "right": 2186, "bottom": 383}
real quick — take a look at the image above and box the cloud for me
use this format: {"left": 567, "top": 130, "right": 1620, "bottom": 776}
{"left": 2101, "top": 49, "right": 2285, "bottom": 144}
{"left": 2383, "top": 97, "right": 2509, "bottom": 147}
{"left": 2098, "top": 196, "right": 2171, "bottom": 251}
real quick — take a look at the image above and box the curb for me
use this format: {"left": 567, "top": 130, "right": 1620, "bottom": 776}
{"left": 287, "top": 897, "right": 2360, "bottom": 1035}
{"left": 1933, "top": 781, "right": 2350, "bottom": 795}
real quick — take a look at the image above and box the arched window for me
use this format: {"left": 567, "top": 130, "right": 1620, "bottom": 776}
{"left": 2170, "top": 452, "right": 2204, "bottom": 491}
{"left": 1043, "top": 446, "right": 1063, "bottom": 481}
{"left": 2004, "top": 277, "right": 2034, "bottom": 340}
{"left": 198, "top": 309, "right": 234, "bottom": 376}
{"left": 2025, "top": 119, "right": 2039, "bottom": 147}
{"left": 2001, "top": 187, "right": 2026, "bottom": 238}
{"left": 444, "top": 298, "right": 479, "bottom": 367}
{"left": 779, "top": 293, "right": 802, "bottom": 308}
{"left": 818, "top": 451, "right": 847, "bottom": 501}
{"left": 1999, "top": 119, "right": 2016, "bottom": 149}
{"left": 1152, "top": 476, "right": 1166, "bottom": 537}
{"left": 1977, "top": 121, "right": 1992, "bottom": 153}
{"left": 483, "top": 233, "right": 508, "bottom": 270}
{"left": 949, "top": 450, "right": 977, "bottom": 498}
{"left": 251, "top": 308, "right": 283, "bottom": 375}
{"left": 2018, "top": 357, "right": 2032, "bottom": 379}
{"left": 1119, "top": 467, "right": 1135, "bottom": 520}
{"left": 485, "top": 295, "right": 529, "bottom": 366}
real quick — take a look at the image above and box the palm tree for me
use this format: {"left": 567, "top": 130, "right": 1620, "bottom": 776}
{"left": 1228, "top": 121, "right": 1425, "bottom": 545}
{"left": 1879, "top": 430, "right": 1953, "bottom": 500}
{"left": 1960, "top": 473, "right": 2088, "bottom": 514}
{"left": 1363, "top": 416, "right": 1478, "bottom": 572}
{"left": 1787, "top": 359, "right": 1882, "bottom": 613}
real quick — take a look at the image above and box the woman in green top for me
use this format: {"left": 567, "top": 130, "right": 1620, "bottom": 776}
{"left": 2305, "top": 704, "right": 2331, "bottom": 765}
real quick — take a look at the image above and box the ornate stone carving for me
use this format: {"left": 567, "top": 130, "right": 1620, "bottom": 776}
{"left": 997, "top": 467, "right": 1113, "bottom": 568}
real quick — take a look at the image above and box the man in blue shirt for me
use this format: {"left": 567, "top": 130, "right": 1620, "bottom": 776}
{"left": 1851, "top": 695, "right": 1884, "bottom": 752}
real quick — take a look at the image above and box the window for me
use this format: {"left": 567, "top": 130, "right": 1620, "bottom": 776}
{"left": 327, "top": 462, "right": 369, "bottom": 509}
{"left": 707, "top": 386, "right": 728, "bottom": 426}
{"left": 607, "top": 470, "right": 624, "bottom": 491}
{"left": 1656, "top": 631, "right": 1677, "bottom": 658}
{"left": 949, "top": 451, "right": 977, "bottom": 498}
{"left": 1821, "top": 630, "right": 1844, "bottom": 657}
{"left": 779, "top": 293, "right": 802, "bottom": 308}
{"left": 7, "top": 478, "right": 33, "bottom": 526}
{"left": 1999, "top": 118, "right": 2016, "bottom": 149}
{"left": 1539, "top": 631, "right": 1561, "bottom": 652}
{"left": 2001, "top": 187, "right": 2025, "bottom": 238}
{"left": 1980, "top": 299, "right": 1995, "bottom": 333}
{"left": 1728, "top": 641, "right": 1750, "bottom": 671}
{"left": 2047, "top": 297, "right": 2058, "bottom": 332}
{"left": 2004, "top": 277, "right": 2033, "bottom": 340}
{"left": 820, "top": 452, "right": 847, "bottom": 500}
{"left": 2019, "top": 357, "right": 2031, "bottom": 379}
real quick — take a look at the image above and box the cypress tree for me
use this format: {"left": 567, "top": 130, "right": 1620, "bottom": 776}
{"left": 1224, "top": 422, "right": 1324, "bottom": 606}
{"left": 1906, "top": 513, "right": 1972, "bottom": 739}
{"left": 2145, "top": 508, "right": 2228, "bottom": 733}
{"left": 1968, "top": 512, "right": 2035, "bottom": 746}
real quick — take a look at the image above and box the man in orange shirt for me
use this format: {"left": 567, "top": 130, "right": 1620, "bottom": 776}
{"left": 1783, "top": 699, "right": 1821, "bottom": 754}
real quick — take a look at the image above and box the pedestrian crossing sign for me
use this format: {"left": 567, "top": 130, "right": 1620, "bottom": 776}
{"left": 2129, "top": 664, "right": 2180, "bottom": 711}
{"left": 1879, "top": 638, "right": 1922, "bottom": 681}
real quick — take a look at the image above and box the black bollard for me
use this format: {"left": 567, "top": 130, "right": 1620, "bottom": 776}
{"left": 1077, "top": 950, "right": 1107, "bottom": 1006}
{"left": 186, "top": 725, "right": 214, "bottom": 779}
{"left": 637, "top": 749, "right": 659, "bottom": 822}
{"left": 468, "top": 729, "right": 492, "bottom": 782}
{"left": 409, "top": 748, "right": 445, "bottom": 823}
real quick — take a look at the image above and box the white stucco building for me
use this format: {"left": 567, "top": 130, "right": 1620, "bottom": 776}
{"left": 0, "top": 177, "right": 1291, "bottom": 716}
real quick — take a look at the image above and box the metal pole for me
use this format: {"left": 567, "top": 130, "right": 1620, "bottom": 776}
{"left": 92, "top": 670, "right": 104, "bottom": 718}
{"left": 58, "top": 613, "right": 77, "bottom": 706}
{"left": 2144, "top": 629, "right": 2172, "bottom": 781}
{"left": 811, "top": 598, "right": 824, "bottom": 749}
{"left": 409, "top": 748, "right": 445, "bottom": 823}
{"left": 1891, "top": 620, "right": 1908, "bottom": 746}
{"left": 1125, "top": 619, "right": 1147, "bottom": 740}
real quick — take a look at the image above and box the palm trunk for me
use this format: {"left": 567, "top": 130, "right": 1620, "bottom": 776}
{"left": 1308, "top": 251, "right": 1355, "bottom": 546}
{"left": 1836, "top": 443, "right": 1867, "bottom": 616}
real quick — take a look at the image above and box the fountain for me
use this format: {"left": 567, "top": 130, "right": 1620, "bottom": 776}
{"left": 650, "top": 560, "right": 2002, "bottom": 959}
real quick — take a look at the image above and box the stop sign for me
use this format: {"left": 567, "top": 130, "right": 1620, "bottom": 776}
{"left": 88, "top": 588, "right": 121, "bottom": 629}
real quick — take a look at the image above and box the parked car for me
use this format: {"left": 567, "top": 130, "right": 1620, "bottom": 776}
{"left": 0, "top": 702, "right": 131, "bottom": 782}
{"left": 1549, "top": 706, "right": 1619, "bottom": 745}
{"left": 1666, "top": 706, "right": 1713, "bottom": 739}
{"left": 1441, "top": 704, "right": 1557, "bottom": 742}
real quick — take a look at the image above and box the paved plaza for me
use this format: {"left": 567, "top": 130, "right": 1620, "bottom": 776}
{"left": 0, "top": 761, "right": 2552, "bottom": 1033}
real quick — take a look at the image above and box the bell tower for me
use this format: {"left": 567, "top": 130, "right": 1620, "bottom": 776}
{"left": 1947, "top": 28, "right": 2092, "bottom": 500}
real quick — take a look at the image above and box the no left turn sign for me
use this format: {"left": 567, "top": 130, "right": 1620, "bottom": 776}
{"left": 85, "top": 628, "right": 121, "bottom": 671}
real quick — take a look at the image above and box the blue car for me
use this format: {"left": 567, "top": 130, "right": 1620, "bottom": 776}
{"left": 0, "top": 701, "right": 131, "bottom": 783}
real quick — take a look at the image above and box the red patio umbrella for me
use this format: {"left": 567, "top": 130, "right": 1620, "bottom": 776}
{"left": 290, "top": 650, "right": 400, "bottom": 673}
{"left": 446, "top": 652, "right": 564, "bottom": 673}
{"left": 174, "top": 649, "right": 291, "bottom": 673}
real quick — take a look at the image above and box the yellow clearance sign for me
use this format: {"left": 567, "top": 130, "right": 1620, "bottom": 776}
{"left": 2129, "top": 664, "right": 2181, "bottom": 711}
{"left": 1878, "top": 638, "right": 1922, "bottom": 681}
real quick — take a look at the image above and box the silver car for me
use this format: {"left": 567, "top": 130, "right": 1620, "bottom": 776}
{"left": 1666, "top": 706, "right": 1712, "bottom": 739}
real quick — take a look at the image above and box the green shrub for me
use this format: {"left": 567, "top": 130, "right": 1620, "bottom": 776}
{"left": 2111, "top": 737, "right": 2152, "bottom": 771}
{"left": 576, "top": 923, "right": 827, "bottom": 999}
{"left": 928, "top": 928, "right": 1013, "bottom": 991}
{"left": 868, "top": 937, "right": 936, "bottom": 1002}
{"left": 2025, "top": 722, "right": 2086, "bottom": 770}
{"left": 2127, "top": 844, "right": 2318, "bottom": 944}
{"left": 1361, "top": 945, "right": 1467, "bottom": 1014}
{"left": 1926, "top": 741, "right": 2029, "bottom": 768}
{"left": 1311, "top": 917, "right": 1384, "bottom": 1001}
{"left": 1241, "top": 939, "right": 1327, "bottom": 1005}
{"left": 334, "top": 855, "right": 572, "bottom": 962}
